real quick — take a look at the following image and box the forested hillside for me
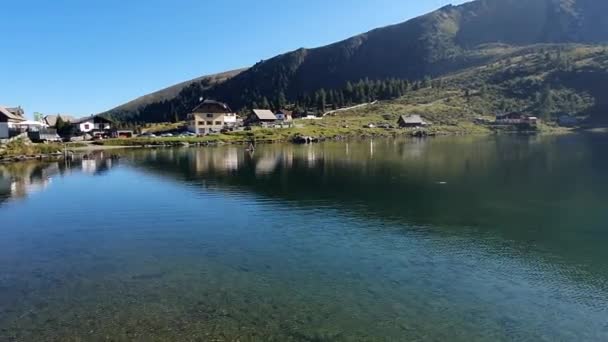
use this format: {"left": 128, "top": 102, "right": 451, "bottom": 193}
{"left": 102, "top": 0, "right": 608, "bottom": 124}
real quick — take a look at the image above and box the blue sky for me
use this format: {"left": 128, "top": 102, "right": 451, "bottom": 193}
{"left": 2, "top": 0, "right": 467, "bottom": 117}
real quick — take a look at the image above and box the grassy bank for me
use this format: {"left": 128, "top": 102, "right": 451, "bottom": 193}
{"left": 0, "top": 139, "right": 63, "bottom": 158}
{"left": 0, "top": 139, "right": 88, "bottom": 159}
{"left": 97, "top": 120, "right": 491, "bottom": 147}
{"left": 98, "top": 102, "right": 574, "bottom": 148}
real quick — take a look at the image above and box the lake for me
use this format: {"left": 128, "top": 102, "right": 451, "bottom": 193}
{"left": 1, "top": 134, "right": 607, "bottom": 341}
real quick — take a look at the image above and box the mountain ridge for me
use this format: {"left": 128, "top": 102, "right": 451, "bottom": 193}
{"left": 102, "top": 0, "right": 608, "bottom": 123}
{"left": 105, "top": 68, "right": 246, "bottom": 119}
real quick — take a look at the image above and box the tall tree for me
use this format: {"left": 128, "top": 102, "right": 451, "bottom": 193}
{"left": 316, "top": 89, "right": 327, "bottom": 111}
{"left": 276, "top": 91, "right": 287, "bottom": 109}
{"left": 539, "top": 85, "right": 554, "bottom": 119}
{"left": 261, "top": 97, "right": 271, "bottom": 109}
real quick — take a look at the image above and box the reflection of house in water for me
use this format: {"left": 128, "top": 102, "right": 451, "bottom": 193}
{"left": 222, "top": 148, "right": 239, "bottom": 171}
{"left": 397, "top": 138, "right": 428, "bottom": 159}
{"left": 194, "top": 148, "right": 240, "bottom": 173}
{"left": 80, "top": 154, "right": 117, "bottom": 175}
{"left": 306, "top": 145, "right": 317, "bottom": 168}
{"left": 10, "top": 177, "right": 51, "bottom": 199}
{"left": 0, "top": 154, "right": 119, "bottom": 204}
{"left": 282, "top": 148, "right": 294, "bottom": 169}
{"left": 0, "top": 162, "right": 60, "bottom": 202}
{"left": 255, "top": 152, "right": 282, "bottom": 175}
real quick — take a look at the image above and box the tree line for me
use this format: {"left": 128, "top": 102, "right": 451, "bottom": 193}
{"left": 107, "top": 77, "right": 431, "bottom": 123}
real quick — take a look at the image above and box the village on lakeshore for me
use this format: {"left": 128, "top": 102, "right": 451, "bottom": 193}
{"left": 2, "top": 95, "right": 565, "bottom": 147}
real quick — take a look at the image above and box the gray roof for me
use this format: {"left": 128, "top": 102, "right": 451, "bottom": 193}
{"left": 44, "top": 114, "right": 77, "bottom": 126}
{"left": 0, "top": 105, "right": 26, "bottom": 122}
{"left": 72, "top": 115, "right": 113, "bottom": 124}
{"left": 252, "top": 109, "right": 277, "bottom": 121}
{"left": 192, "top": 100, "right": 232, "bottom": 113}
{"left": 399, "top": 114, "right": 427, "bottom": 124}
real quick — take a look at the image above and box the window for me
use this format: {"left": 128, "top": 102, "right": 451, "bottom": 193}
{"left": 206, "top": 114, "right": 213, "bottom": 118}
{"left": 215, "top": 121, "right": 222, "bottom": 125}
{"left": 206, "top": 121, "right": 213, "bottom": 125}
{"left": 198, "top": 121, "right": 205, "bottom": 125}
{"left": 84, "top": 124, "right": 90, "bottom": 130}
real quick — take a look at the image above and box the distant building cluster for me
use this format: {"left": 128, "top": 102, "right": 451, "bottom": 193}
{"left": 187, "top": 99, "right": 293, "bottom": 135}
{"left": 1, "top": 104, "right": 119, "bottom": 142}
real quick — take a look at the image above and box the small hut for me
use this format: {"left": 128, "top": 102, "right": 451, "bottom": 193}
{"left": 249, "top": 109, "right": 277, "bottom": 124}
{"left": 398, "top": 114, "right": 430, "bottom": 128}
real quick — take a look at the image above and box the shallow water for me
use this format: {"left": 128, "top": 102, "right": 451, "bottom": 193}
{"left": 1, "top": 135, "right": 607, "bottom": 341}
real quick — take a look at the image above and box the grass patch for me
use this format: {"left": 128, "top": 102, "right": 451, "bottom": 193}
{"left": 0, "top": 139, "right": 70, "bottom": 158}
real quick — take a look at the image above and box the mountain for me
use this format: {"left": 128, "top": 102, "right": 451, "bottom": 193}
{"left": 105, "top": 69, "right": 245, "bottom": 121}
{"left": 102, "top": 0, "right": 608, "bottom": 123}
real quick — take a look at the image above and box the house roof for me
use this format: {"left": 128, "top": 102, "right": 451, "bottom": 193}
{"left": 44, "top": 114, "right": 77, "bottom": 126}
{"left": 72, "top": 115, "right": 113, "bottom": 124}
{"left": 0, "top": 105, "right": 26, "bottom": 122}
{"left": 192, "top": 100, "right": 232, "bottom": 113}
{"left": 6, "top": 107, "right": 24, "bottom": 116}
{"left": 252, "top": 109, "right": 277, "bottom": 121}
{"left": 399, "top": 114, "right": 427, "bottom": 124}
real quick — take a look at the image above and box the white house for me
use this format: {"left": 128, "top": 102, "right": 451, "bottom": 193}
{"left": 187, "top": 100, "right": 237, "bottom": 135}
{"left": 72, "top": 115, "right": 113, "bottom": 134}
{"left": 0, "top": 105, "right": 26, "bottom": 139}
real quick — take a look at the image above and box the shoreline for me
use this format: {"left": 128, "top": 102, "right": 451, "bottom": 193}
{"left": 2, "top": 120, "right": 604, "bottom": 164}
{"left": 1, "top": 127, "right": 587, "bottom": 164}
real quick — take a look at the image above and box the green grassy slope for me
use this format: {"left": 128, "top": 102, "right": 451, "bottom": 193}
{"left": 340, "top": 44, "right": 608, "bottom": 125}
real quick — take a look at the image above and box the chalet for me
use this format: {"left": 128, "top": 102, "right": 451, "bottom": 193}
{"left": 249, "top": 109, "right": 277, "bottom": 124}
{"left": 72, "top": 115, "right": 113, "bottom": 135}
{"left": 275, "top": 109, "right": 293, "bottom": 122}
{"left": 495, "top": 113, "right": 538, "bottom": 126}
{"left": 44, "top": 114, "right": 77, "bottom": 127}
{"left": 0, "top": 105, "right": 26, "bottom": 139}
{"left": 187, "top": 100, "right": 237, "bottom": 135}
{"left": 398, "top": 114, "right": 430, "bottom": 128}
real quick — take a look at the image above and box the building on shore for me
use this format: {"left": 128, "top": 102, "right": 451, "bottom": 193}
{"left": 0, "top": 105, "right": 26, "bottom": 139}
{"left": 71, "top": 115, "right": 114, "bottom": 136}
{"left": 44, "top": 114, "right": 77, "bottom": 127}
{"left": 495, "top": 113, "right": 538, "bottom": 127}
{"left": 275, "top": 109, "right": 293, "bottom": 122}
{"left": 398, "top": 114, "right": 430, "bottom": 128}
{"left": 187, "top": 100, "right": 237, "bottom": 135}
{"left": 249, "top": 109, "right": 277, "bottom": 125}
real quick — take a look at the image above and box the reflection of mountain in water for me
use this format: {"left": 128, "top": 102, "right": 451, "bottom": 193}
{"left": 123, "top": 135, "right": 608, "bottom": 279}
{"left": 0, "top": 152, "right": 120, "bottom": 204}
